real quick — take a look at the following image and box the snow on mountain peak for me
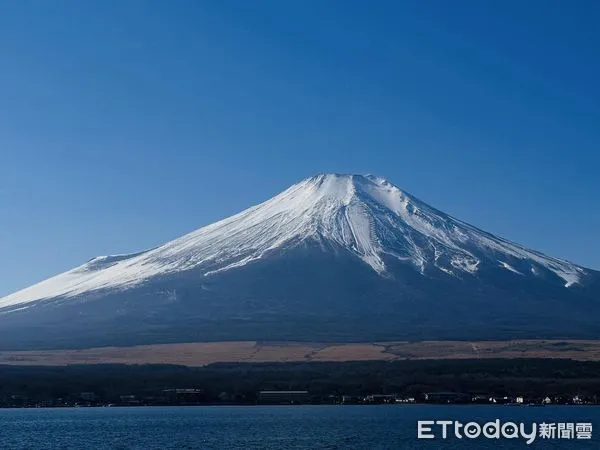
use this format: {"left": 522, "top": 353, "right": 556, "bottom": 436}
{"left": 0, "top": 174, "right": 590, "bottom": 310}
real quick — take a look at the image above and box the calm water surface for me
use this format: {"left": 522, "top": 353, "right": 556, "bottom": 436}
{"left": 0, "top": 405, "right": 598, "bottom": 449}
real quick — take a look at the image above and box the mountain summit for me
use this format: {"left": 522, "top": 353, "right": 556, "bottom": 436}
{"left": 1, "top": 174, "right": 599, "bottom": 349}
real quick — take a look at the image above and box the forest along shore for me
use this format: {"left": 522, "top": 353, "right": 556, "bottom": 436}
{"left": 1, "top": 359, "right": 600, "bottom": 408}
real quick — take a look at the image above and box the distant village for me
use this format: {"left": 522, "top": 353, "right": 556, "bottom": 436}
{"left": 3, "top": 358, "right": 600, "bottom": 409}
{"left": 1, "top": 389, "right": 598, "bottom": 409}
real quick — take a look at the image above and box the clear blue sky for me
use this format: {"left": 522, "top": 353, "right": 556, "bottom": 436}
{"left": 1, "top": 0, "right": 599, "bottom": 296}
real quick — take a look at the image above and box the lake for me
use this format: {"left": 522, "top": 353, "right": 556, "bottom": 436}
{"left": 0, "top": 405, "right": 598, "bottom": 449}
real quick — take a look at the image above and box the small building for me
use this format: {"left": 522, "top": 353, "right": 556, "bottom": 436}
{"left": 471, "top": 395, "right": 490, "bottom": 404}
{"left": 80, "top": 392, "right": 97, "bottom": 402}
{"left": 395, "top": 397, "right": 415, "bottom": 404}
{"left": 424, "top": 392, "right": 471, "bottom": 404}
{"left": 218, "top": 392, "right": 232, "bottom": 402}
{"left": 119, "top": 394, "right": 140, "bottom": 405}
{"left": 163, "top": 389, "right": 205, "bottom": 404}
{"left": 364, "top": 394, "right": 396, "bottom": 404}
{"left": 258, "top": 390, "right": 310, "bottom": 404}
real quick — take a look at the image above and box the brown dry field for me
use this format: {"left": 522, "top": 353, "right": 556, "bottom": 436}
{"left": 1, "top": 340, "right": 600, "bottom": 366}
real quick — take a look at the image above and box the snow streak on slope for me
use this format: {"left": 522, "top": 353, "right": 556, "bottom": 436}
{"left": 0, "top": 174, "right": 589, "bottom": 309}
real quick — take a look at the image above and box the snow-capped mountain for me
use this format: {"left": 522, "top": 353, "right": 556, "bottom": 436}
{"left": 1, "top": 174, "right": 598, "bottom": 349}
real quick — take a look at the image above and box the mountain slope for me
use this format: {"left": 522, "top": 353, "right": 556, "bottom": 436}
{"left": 1, "top": 174, "right": 598, "bottom": 349}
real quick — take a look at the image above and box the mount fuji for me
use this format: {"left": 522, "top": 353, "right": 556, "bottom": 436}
{"left": 1, "top": 174, "right": 599, "bottom": 349}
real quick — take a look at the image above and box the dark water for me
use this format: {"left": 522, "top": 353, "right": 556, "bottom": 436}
{"left": 0, "top": 405, "right": 598, "bottom": 449}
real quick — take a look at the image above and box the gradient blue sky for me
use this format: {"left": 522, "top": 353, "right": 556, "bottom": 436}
{"left": 1, "top": 0, "right": 599, "bottom": 296}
